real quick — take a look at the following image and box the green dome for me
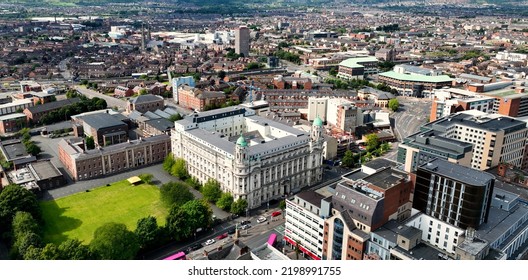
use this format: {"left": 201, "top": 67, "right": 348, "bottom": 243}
{"left": 236, "top": 135, "right": 248, "bottom": 147}
{"left": 313, "top": 117, "right": 323, "bottom": 127}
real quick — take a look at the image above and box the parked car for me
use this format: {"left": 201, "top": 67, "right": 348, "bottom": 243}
{"left": 257, "top": 216, "right": 267, "bottom": 223}
{"left": 240, "top": 224, "right": 251, "bottom": 230}
{"left": 227, "top": 227, "right": 236, "bottom": 234}
{"left": 187, "top": 243, "right": 203, "bottom": 253}
{"left": 204, "top": 239, "right": 215, "bottom": 246}
{"left": 241, "top": 220, "right": 251, "bottom": 226}
{"left": 217, "top": 233, "right": 228, "bottom": 240}
{"left": 271, "top": 211, "right": 282, "bottom": 217}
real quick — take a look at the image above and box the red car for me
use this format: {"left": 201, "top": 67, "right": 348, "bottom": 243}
{"left": 217, "top": 233, "right": 228, "bottom": 240}
{"left": 271, "top": 211, "right": 282, "bottom": 217}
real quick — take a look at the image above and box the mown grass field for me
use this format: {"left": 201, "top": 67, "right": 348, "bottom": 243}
{"left": 41, "top": 180, "right": 167, "bottom": 245}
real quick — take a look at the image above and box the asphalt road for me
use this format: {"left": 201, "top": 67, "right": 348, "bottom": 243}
{"left": 74, "top": 85, "right": 126, "bottom": 110}
{"left": 151, "top": 207, "right": 287, "bottom": 260}
{"left": 392, "top": 97, "right": 432, "bottom": 141}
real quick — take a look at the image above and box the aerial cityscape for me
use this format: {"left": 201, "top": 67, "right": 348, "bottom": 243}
{"left": 0, "top": 0, "right": 528, "bottom": 261}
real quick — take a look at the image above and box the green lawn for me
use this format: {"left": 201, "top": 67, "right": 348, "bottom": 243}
{"left": 41, "top": 180, "right": 168, "bottom": 245}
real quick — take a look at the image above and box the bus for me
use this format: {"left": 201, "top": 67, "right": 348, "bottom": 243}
{"left": 163, "top": 251, "right": 186, "bottom": 260}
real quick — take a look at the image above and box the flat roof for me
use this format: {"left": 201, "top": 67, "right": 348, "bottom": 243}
{"left": 296, "top": 190, "right": 326, "bottom": 209}
{"left": 418, "top": 158, "right": 495, "bottom": 186}
{"left": 362, "top": 167, "right": 408, "bottom": 190}
{"left": 430, "top": 111, "right": 527, "bottom": 132}
{"left": 339, "top": 56, "right": 379, "bottom": 68}
{"left": 28, "top": 160, "right": 62, "bottom": 180}
{"left": 0, "top": 113, "right": 26, "bottom": 121}
{"left": 1, "top": 141, "right": 29, "bottom": 160}
{"left": 363, "top": 158, "right": 398, "bottom": 170}
{"left": 379, "top": 71, "right": 453, "bottom": 83}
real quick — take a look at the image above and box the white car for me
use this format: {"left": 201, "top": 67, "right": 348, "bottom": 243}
{"left": 204, "top": 239, "right": 215, "bottom": 246}
{"left": 257, "top": 216, "right": 267, "bottom": 223}
{"left": 240, "top": 224, "right": 251, "bottom": 230}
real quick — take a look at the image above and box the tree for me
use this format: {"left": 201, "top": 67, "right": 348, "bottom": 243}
{"left": 380, "top": 143, "right": 391, "bottom": 154}
{"left": 139, "top": 88, "right": 148, "bottom": 95}
{"left": 160, "top": 181, "right": 194, "bottom": 208}
{"left": 329, "top": 67, "right": 338, "bottom": 76}
{"left": 25, "top": 142, "right": 41, "bottom": 156}
{"left": 218, "top": 70, "right": 226, "bottom": 80}
{"left": 201, "top": 178, "right": 222, "bottom": 203}
{"left": 12, "top": 211, "right": 39, "bottom": 240}
{"left": 216, "top": 192, "right": 234, "bottom": 211}
{"left": 35, "top": 243, "right": 61, "bottom": 260}
{"left": 168, "top": 113, "right": 182, "bottom": 122}
{"left": 12, "top": 232, "right": 42, "bottom": 259}
{"left": 163, "top": 153, "right": 175, "bottom": 173}
{"left": 279, "top": 200, "right": 286, "bottom": 211}
{"left": 89, "top": 222, "right": 140, "bottom": 260}
{"left": 388, "top": 98, "right": 399, "bottom": 112}
{"left": 58, "top": 239, "right": 95, "bottom": 260}
{"left": 171, "top": 158, "right": 189, "bottom": 180}
{"left": 0, "top": 184, "right": 41, "bottom": 234}
{"left": 341, "top": 150, "right": 354, "bottom": 168}
{"left": 85, "top": 136, "right": 95, "bottom": 150}
{"left": 365, "top": 134, "right": 380, "bottom": 152}
{"left": 294, "top": 239, "right": 302, "bottom": 260}
{"left": 230, "top": 198, "right": 248, "bottom": 216}
{"left": 134, "top": 216, "right": 161, "bottom": 250}
{"left": 185, "top": 177, "right": 202, "bottom": 190}
{"left": 138, "top": 173, "right": 153, "bottom": 184}
{"left": 165, "top": 206, "right": 192, "bottom": 241}
{"left": 180, "top": 199, "right": 213, "bottom": 231}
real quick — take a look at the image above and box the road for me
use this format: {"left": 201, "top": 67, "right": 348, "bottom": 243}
{"left": 74, "top": 85, "right": 127, "bottom": 110}
{"left": 150, "top": 206, "right": 288, "bottom": 260}
{"left": 392, "top": 97, "right": 432, "bottom": 141}
{"left": 58, "top": 57, "right": 72, "bottom": 80}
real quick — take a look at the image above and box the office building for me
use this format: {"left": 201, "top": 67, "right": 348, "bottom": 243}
{"left": 58, "top": 134, "right": 170, "bottom": 181}
{"left": 413, "top": 158, "right": 495, "bottom": 230}
{"left": 171, "top": 107, "right": 324, "bottom": 209}
{"left": 285, "top": 191, "right": 329, "bottom": 260}
{"left": 337, "top": 56, "right": 379, "bottom": 80}
{"left": 235, "top": 26, "right": 250, "bottom": 57}
{"left": 398, "top": 110, "right": 528, "bottom": 172}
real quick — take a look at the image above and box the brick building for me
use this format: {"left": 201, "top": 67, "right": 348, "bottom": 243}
{"left": 177, "top": 85, "right": 225, "bottom": 111}
{"left": 114, "top": 86, "right": 134, "bottom": 98}
{"left": 23, "top": 98, "right": 80, "bottom": 124}
{"left": 273, "top": 75, "right": 313, "bottom": 90}
{"left": 58, "top": 134, "right": 171, "bottom": 181}
{"left": 72, "top": 112, "right": 128, "bottom": 147}
{"left": 0, "top": 113, "right": 27, "bottom": 134}
{"left": 126, "top": 94, "right": 164, "bottom": 114}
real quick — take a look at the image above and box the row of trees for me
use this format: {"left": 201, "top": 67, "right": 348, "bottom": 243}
{"left": 0, "top": 178, "right": 216, "bottom": 260}
{"left": 200, "top": 178, "right": 248, "bottom": 216}
{"left": 20, "top": 128, "right": 41, "bottom": 157}
{"left": 38, "top": 96, "right": 107, "bottom": 125}
{"left": 274, "top": 50, "right": 301, "bottom": 64}
{"left": 163, "top": 154, "right": 248, "bottom": 216}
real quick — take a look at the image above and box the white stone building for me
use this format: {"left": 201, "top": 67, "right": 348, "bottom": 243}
{"left": 171, "top": 107, "right": 324, "bottom": 209}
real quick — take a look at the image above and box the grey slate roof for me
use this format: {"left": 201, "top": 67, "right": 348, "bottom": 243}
{"left": 79, "top": 112, "right": 126, "bottom": 130}
{"left": 145, "top": 118, "right": 174, "bottom": 131}
{"left": 26, "top": 98, "right": 80, "bottom": 114}
{"left": 128, "top": 94, "right": 163, "bottom": 104}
